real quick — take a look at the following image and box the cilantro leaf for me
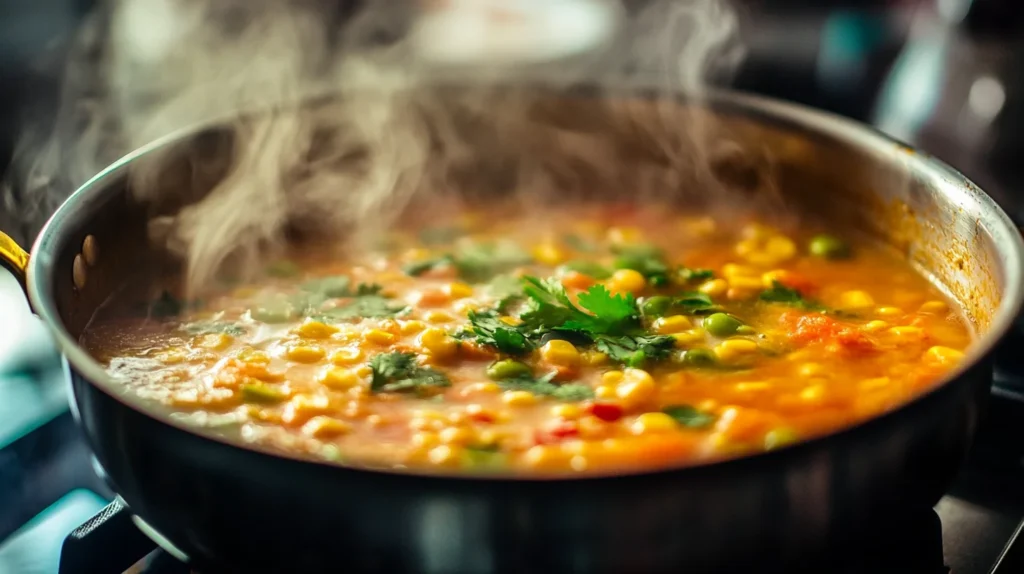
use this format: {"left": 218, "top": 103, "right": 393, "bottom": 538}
{"left": 498, "top": 372, "right": 595, "bottom": 401}
{"left": 369, "top": 352, "right": 450, "bottom": 394}
{"left": 462, "top": 309, "right": 534, "bottom": 355}
{"left": 611, "top": 244, "right": 670, "bottom": 285}
{"left": 569, "top": 284, "right": 640, "bottom": 335}
{"left": 594, "top": 334, "right": 676, "bottom": 367}
{"left": 316, "top": 295, "right": 408, "bottom": 320}
{"left": 676, "top": 268, "right": 715, "bottom": 283}
{"left": 662, "top": 405, "right": 716, "bottom": 428}
{"left": 403, "top": 255, "right": 454, "bottom": 277}
{"left": 674, "top": 292, "right": 722, "bottom": 315}
{"left": 760, "top": 281, "right": 827, "bottom": 312}
{"left": 301, "top": 276, "right": 351, "bottom": 298}
{"left": 453, "top": 240, "right": 532, "bottom": 282}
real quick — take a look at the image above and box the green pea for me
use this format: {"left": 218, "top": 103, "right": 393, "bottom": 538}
{"left": 486, "top": 360, "right": 532, "bottom": 381}
{"left": 704, "top": 313, "right": 744, "bottom": 337}
{"left": 641, "top": 296, "right": 674, "bottom": 318}
{"left": 764, "top": 428, "right": 800, "bottom": 450}
{"left": 808, "top": 234, "right": 850, "bottom": 259}
{"left": 681, "top": 348, "right": 717, "bottom": 367}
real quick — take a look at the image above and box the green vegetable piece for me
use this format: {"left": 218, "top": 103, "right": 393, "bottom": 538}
{"left": 759, "top": 281, "right": 828, "bottom": 312}
{"left": 704, "top": 313, "right": 744, "bottom": 337}
{"left": 764, "top": 428, "right": 800, "bottom": 450}
{"left": 641, "top": 296, "right": 674, "bottom": 318}
{"left": 487, "top": 360, "right": 532, "bottom": 381}
{"left": 676, "top": 268, "right": 715, "bottom": 284}
{"left": 594, "top": 334, "right": 675, "bottom": 367}
{"left": 661, "top": 405, "right": 716, "bottom": 428}
{"left": 561, "top": 260, "right": 612, "bottom": 279}
{"left": 241, "top": 383, "right": 289, "bottom": 404}
{"left": 369, "top": 352, "right": 451, "bottom": 394}
{"left": 464, "top": 445, "right": 507, "bottom": 471}
{"left": 681, "top": 348, "right": 717, "bottom": 367}
{"left": 808, "top": 234, "right": 850, "bottom": 259}
{"left": 498, "top": 372, "right": 595, "bottom": 402}
{"left": 675, "top": 292, "right": 720, "bottom": 315}
{"left": 317, "top": 295, "right": 407, "bottom": 320}
{"left": 462, "top": 309, "right": 534, "bottom": 355}
{"left": 266, "top": 260, "right": 300, "bottom": 278}
{"left": 403, "top": 256, "right": 453, "bottom": 277}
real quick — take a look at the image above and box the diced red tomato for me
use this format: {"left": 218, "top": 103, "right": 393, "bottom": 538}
{"left": 772, "top": 271, "right": 818, "bottom": 295}
{"left": 779, "top": 312, "right": 877, "bottom": 354}
{"left": 587, "top": 402, "right": 624, "bottom": 422}
{"left": 535, "top": 419, "right": 579, "bottom": 444}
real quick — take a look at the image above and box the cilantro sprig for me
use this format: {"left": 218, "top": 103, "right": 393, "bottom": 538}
{"left": 759, "top": 281, "right": 827, "bottom": 312}
{"left": 498, "top": 372, "right": 595, "bottom": 401}
{"left": 369, "top": 352, "right": 450, "bottom": 395}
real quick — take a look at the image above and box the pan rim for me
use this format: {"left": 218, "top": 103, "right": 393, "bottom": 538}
{"left": 27, "top": 87, "right": 1024, "bottom": 482}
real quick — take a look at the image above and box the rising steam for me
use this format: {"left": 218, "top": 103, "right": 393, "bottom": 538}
{"left": 3, "top": 0, "right": 751, "bottom": 297}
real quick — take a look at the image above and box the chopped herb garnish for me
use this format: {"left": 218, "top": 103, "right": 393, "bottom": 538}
{"left": 611, "top": 243, "right": 670, "bottom": 284}
{"left": 403, "top": 255, "right": 454, "bottom": 277}
{"left": 520, "top": 278, "right": 640, "bottom": 337}
{"left": 661, "top": 405, "right": 716, "bottom": 428}
{"left": 316, "top": 295, "right": 407, "bottom": 320}
{"left": 676, "top": 268, "right": 715, "bottom": 283}
{"left": 760, "top": 281, "right": 827, "bottom": 312}
{"left": 498, "top": 372, "right": 595, "bottom": 401}
{"left": 301, "top": 276, "right": 351, "bottom": 298}
{"left": 594, "top": 334, "right": 676, "bottom": 368}
{"left": 674, "top": 292, "right": 722, "bottom": 315}
{"left": 463, "top": 310, "right": 534, "bottom": 355}
{"left": 453, "top": 240, "right": 532, "bottom": 282}
{"left": 369, "top": 352, "right": 450, "bottom": 394}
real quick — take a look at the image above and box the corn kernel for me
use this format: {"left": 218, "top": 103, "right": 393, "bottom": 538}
{"left": 840, "top": 290, "right": 875, "bottom": 310}
{"left": 919, "top": 300, "right": 949, "bottom": 314}
{"left": 615, "top": 368, "right": 656, "bottom": 409}
{"left": 714, "top": 339, "right": 759, "bottom": 362}
{"left": 800, "top": 385, "right": 825, "bottom": 403}
{"left": 728, "top": 276, "right": 764, "bottom": 291}
{"left": 522, "top": 444, "right": 569, "bottom": 470}
{"left": 734, "top": 381, "right": 769, "bottom": 393}
{"left": 631, "top": 412, "right": 678, "bottom": 435}
{"left": 400, "top": 320, "right": 427, "bottom": 335}
{"left": 319, "top": 367, "right": 361, "bottom": 390}
{"left": 798, "top": 363, "right": 826, "bottom": 377}
{"left": 444, "top": 282, "right": 474, "bottom": 299}
{"left": 155, "top": 348, "right": 187, "bottom": 364}
{"left": 608, "top": 268, "right": 646, "bottom": 294}
{"left": 765, "top": 236, "right": 796, "bottom": 259}
{"left": 423, "top": 310, "right": 455, "bottom": 324}
{"left": 876, "top": 306, "right": 903, "bottom": 318}
{"left": 550, "top": 404, "right": 583, "bottom": 419}
{"left": 237, "top": 348, "right": 270, "bottom": 365}
{"left": 699, "top": 279, "right": 728, "bottom": 297}
{"left": 653, "top": 315, "right": 692, "bottom": 334}
{"left": 439, "top": 426, "right": 475, "bottom": 446}
{"left": 427, "top": 445, "right": 463, "bottom": 467}
{"left": 672, "top": 330, "right": 706, "bottom": 347}
{"left": 418, "top": 328, "right": 458, "bottom": 361}
{"left": 722, "top": 263, "right": 758, "bottom": 278}
{"left": 460, "top": 382, "right": 500, "bottom": 397}
{"left": 503, "top": 390, "right": 538, "bottom": 406}
{"left": 889, "top": 326, "right": 923, "bottom": 340}
{"left": 364, "top": 329, "right": 397, "bottom": 346}
{"left": 295, "top": 320, "right": 339, "bottom": 339}
{"left": 594, "top": 385, "right": 616, "bottom": 399}
{"left": 601, "top": 371, "right": 624, "bottom": 385}
{"left": 302, "top": 416, "right": 352, "bottom": 438}
{"left": 285, "top": 344, "right": 326, "bottom": 364}
{"left": 581, "top": 350, "right": 609, "bottom": 366}
{"left": 355, "top": 364, "right": 373, "bottom": 378}
{"left": 532, "top": 243, "right": 566, "bottom": 266}
{"left": 863, "top": 320, "right": 890, "bottom": 333}
{"left": 411, "top": 431, "right": 440, "bottom": 448}
{"left": 540, "top": 340, "right": 581, "bottom": 368}
{"left": 196, "top": 333, "right": 233, "bottom": 351}
{"left": 607, "top": 226, "right": 642, "bottom": 244}
{"left": 924, "top": 345, "right": 965, "bottom": 366}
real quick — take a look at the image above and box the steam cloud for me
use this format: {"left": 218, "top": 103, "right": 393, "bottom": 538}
{"left": 3, "top": 0, "right": 749, "bottom": 297}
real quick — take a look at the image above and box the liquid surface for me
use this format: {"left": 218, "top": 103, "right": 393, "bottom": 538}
{"left": 83, "top": 204, "right": 972, "bottom": 475}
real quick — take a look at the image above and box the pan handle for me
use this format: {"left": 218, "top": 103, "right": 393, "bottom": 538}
{"left": 0, "top": 230, "right": 29, "bottom": 290}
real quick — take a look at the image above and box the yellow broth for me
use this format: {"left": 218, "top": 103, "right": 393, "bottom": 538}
{"left": 82, "top": 204, "right": 973, "bottom": 475}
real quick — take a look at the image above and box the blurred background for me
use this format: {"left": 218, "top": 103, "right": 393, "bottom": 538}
{"left": 1, "top": 0, "right": 1024, "bottom": 573}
